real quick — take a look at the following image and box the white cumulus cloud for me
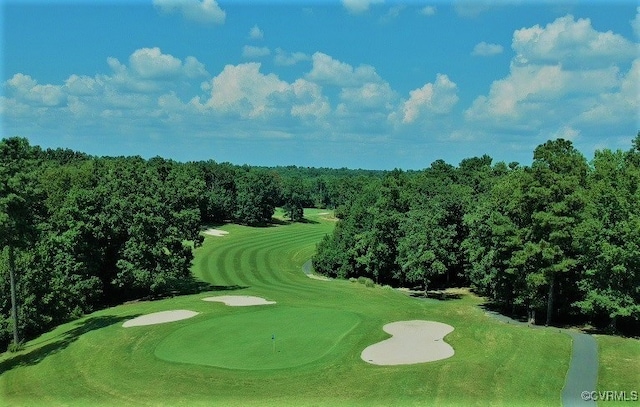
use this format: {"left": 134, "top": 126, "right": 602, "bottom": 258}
{"left": 6, "top": 73, "right": 66, "bottom": 106}
{"left": 274, "top": 48, "right": 310, "bottom": 66}
{"left": 472, "top": 42, "right": 504, "bottom": 56}
{"left": 103, "top": 48, "right": 208, "bottom": 93}
{"left": 2, "top": 47, "right": 212, "bottom": 134}
{"left": 195, "top": 63, "right": 333, "bottom": 124}
{"left": 154, "top": 0, "right": 226, "bottom": 24}
{"left": 64, "top": 74, "right": 100, "bottom": 96}
{"left": 201, "top": 63, "right": 289, "bottom": 117}
{"left": 400, "top": 74, "right": 459, "bottom": 123}
{"left": 465, "top": 14, "right": 639, "bottom": 139}
{"left": 512, "top": 14, "right": 637, "bottom": 68}
{"left": 129, "top": 47, "right": 183, "bottom": 79}
{"left": 306, "top": 52, "right": 381, "bottom": 87}
{"left": 576, "top": 59, "right": 639, "bottom": 126}
{"left": 289, "top": 79, "right": 331, "bottom": 120}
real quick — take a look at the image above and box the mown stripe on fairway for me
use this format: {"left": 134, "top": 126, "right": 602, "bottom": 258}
{"left": 211, "top": 243, "right": 241, "bottom": 287}
{"left": 2, "top": 215, "right": 580, "bottom": 407}
{"left": 195, "top": 223, "right": 331, "bottom": 295}
{"left": 223, "top": 234, "right": 304, "bottom": 289}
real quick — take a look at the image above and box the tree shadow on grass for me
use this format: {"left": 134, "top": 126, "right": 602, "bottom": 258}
{"left": 410, "top": 290, "right": 463, "bottom": 301}
{"left": 479, "top": 303, "right": 531, "bottom": 325}
{"left": 148, "top": 278, "right": 249, "bottom": 301}
{"left": 298, "top": 217, "right": 319, "bottom": 224}
{"left": 173, "top": 276, "right": 247, "bottom": 295}
{"left": 0, "top": 314, "right": 135, "bottom": 374}
{"left": 253, "top": 217, "right": 320, "bottom": 227}
{"left": 478, "top": 303, "right": 551, "bottom": 331}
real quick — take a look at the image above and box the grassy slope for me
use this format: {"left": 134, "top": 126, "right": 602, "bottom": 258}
{"left": 595, "top": 335, "right": 640, "bottom": 405}
{"left": 0, "top": 208, "right": 588, "bottom": 406}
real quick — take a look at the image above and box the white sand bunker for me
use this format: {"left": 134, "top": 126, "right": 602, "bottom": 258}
{"left": 202, "top": 228, "right": 229, "bottom": 237}
{"left": 122, "top": 310, "right": 199, "bottom": 328}
{"left": 361, "top": 320, "right": 454, "bottom": 365}
{"left": 202, "top": 295, "right": 276, "bottom": 306}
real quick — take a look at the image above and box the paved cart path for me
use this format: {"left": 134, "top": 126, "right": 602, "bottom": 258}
{"left": 562, "top": 331, "right": 598, "bottom": 407}
{"left": 484, "top": 311, "right": 598, "bottom": 407}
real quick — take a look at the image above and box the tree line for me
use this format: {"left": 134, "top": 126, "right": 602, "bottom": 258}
{"left": 2, "top": 135, "right": 638, "bottom": 350}
{"left": 313, "top": 136, "right": 640, "bottom": 335}
{"left": 0, "top": 138, "right": 376, "bottom": 350}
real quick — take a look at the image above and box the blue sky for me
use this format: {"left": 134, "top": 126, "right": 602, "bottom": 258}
{"left": 1, "top": 1, "right": 638, "bottom": 169}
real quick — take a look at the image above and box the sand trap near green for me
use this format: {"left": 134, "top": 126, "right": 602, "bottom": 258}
{"left": 201, "top": 295, "right": 276, "bottom": 306}
{"left": 155, "top": 307, "right": 360, "bottom": 370}
{"left": 202, "top": 228, "right": 229, "bottom": 237}
{"left": 361, "top": 320, "right": 454, "bottom": 365}
{"left": 122, "top": 310, "right": 199, "bottom": 327}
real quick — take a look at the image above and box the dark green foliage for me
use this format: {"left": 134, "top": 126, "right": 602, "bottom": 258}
{"left": 281, "top": 176, "right": 305, "bottom": 221}
{"left": 233, "top": 168, "right": 279, "bottom": 225}
{"left": 574, "top": 147, "right": 640, "bottom": 332}
{"left": 0, "top": 139, "right": 204, "bottom": 349}
{"left": 522, "top": 139, "right": 589, "bottom": 325}
{"left": 195, "top": 161, "right": 237, "bottom": 223}
{"left": 315, "top": 137, "right": 640, "bottom": 334}
{"left": 2, "top": 133, "right": 640, "bottom": 349}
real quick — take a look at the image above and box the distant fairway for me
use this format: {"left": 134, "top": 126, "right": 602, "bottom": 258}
{"left": 3, "top": 208, "right": 634, "bottom": 406}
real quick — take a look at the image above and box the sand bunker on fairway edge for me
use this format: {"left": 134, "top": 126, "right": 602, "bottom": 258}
{"left": 361, "top": 320, "right": 454, "bottom": 365}
{"left": 202, "top": 295, "right": 276, "bottom": 306}
{"left": 122, "top": 310, "right": 199, "bottom": 327}
{"left": 202, "top": 228, "right": 229, "bottom": 237}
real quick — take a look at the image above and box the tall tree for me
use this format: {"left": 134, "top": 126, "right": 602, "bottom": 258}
{"left": 0, "top": 138, "right": 42, "bottom": 347}
{"left": 523, "top": 139, "right": 588, "bottom": 325}
{"left": 398, "top": 206, "right": 452, "bottom": 294}
{"left": 575, "top": 146, "right": 640, "bottom": 331}
{"left": 281, "top": 176, "right": 305, "bottom": 221}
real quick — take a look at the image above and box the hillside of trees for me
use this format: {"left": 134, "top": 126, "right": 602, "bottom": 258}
{"left": 313, "top": 136, "right": 640, "bottom": 335}
{"left": 2, "top": 135, "right": 639, "bottom": 350}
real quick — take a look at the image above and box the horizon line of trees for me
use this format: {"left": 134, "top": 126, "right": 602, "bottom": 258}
{"left": 313, "top": 135, "right": 640, "bottom": 335}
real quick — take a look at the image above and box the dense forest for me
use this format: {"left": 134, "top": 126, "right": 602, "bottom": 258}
{"left": 0, "top": 137, "right": 376, "bottom": 350}
{"left": 1, "top": 135, "right": 639, "bottom": 350}
{"left": 313, "top": 136, "right": 640, "bottom": 335}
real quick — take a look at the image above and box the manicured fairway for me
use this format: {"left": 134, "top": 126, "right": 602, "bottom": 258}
{"left": 0, "top": 208, "right": 634, "bottom": 406}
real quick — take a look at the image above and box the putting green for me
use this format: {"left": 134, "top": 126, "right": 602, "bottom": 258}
{"left": 154, "top": 306, "right": 361, "bottom": 370}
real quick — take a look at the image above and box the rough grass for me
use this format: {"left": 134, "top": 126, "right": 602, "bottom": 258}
{"left": 595, "top": 335, "right": 640, "bottom": 405}
{"left": 0, "top": 207, "right": 622, "bottom": 406}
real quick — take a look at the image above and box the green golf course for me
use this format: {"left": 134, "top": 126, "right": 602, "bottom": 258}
{"left": 0, "top": 208, "right": 637, "bottom": 406}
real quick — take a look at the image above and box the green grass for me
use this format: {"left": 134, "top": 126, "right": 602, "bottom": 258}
{"left": 155, "top": 306, "right": 361, "bottom": 370}
{"left": 1, "top": 207, "right": 632, "bottom": 406}
{"left": 595, "top": 335, "right": 640, "bottom": 405}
